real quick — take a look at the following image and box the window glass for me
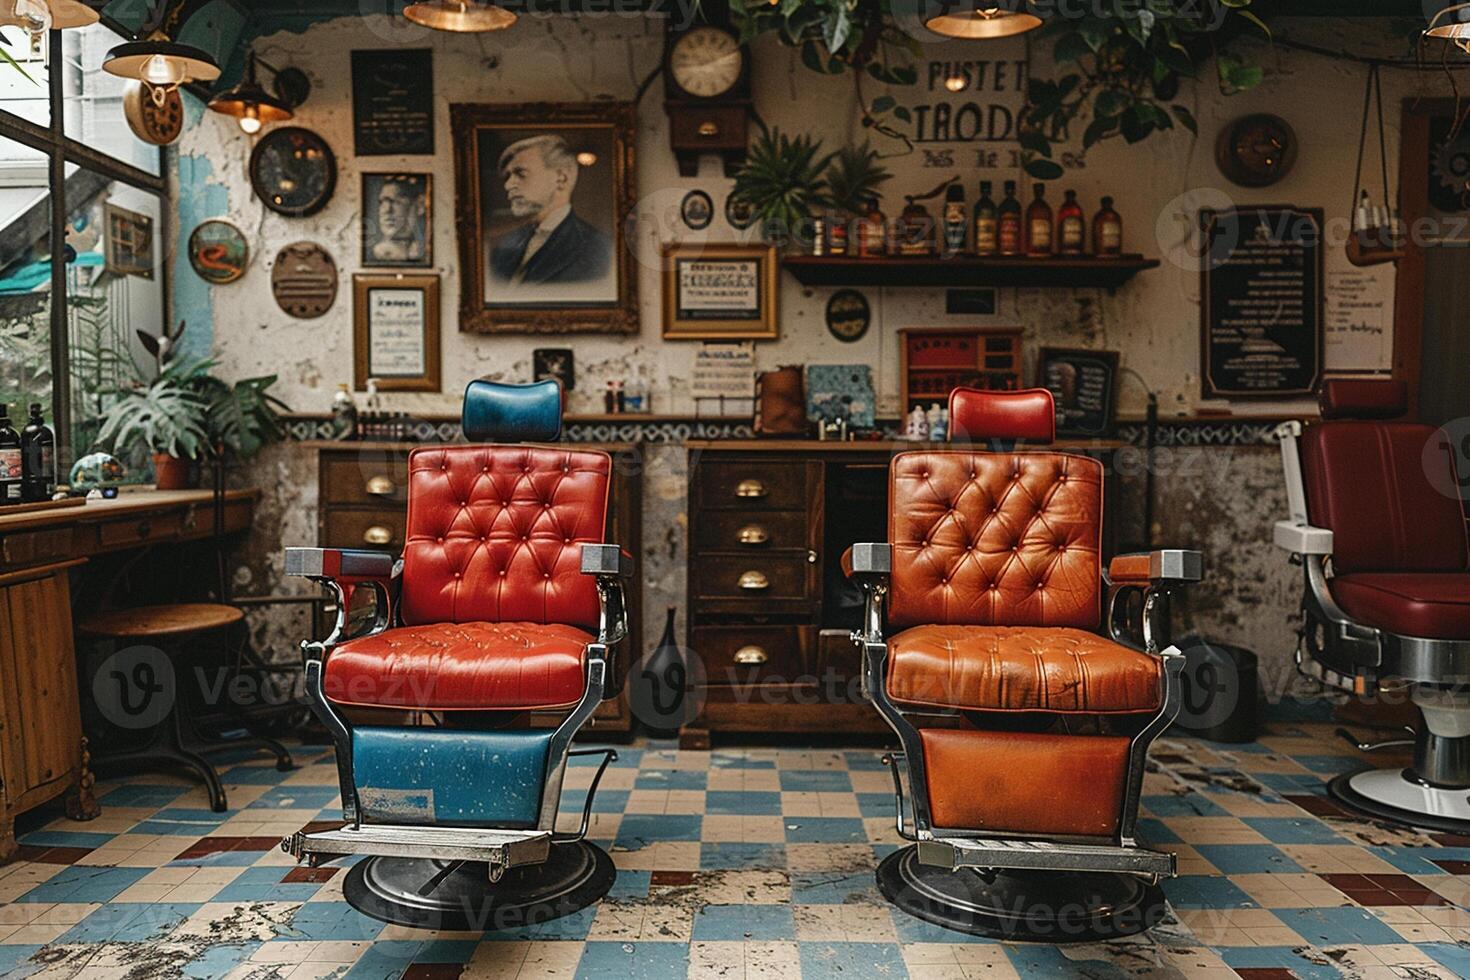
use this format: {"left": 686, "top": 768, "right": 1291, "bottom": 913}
{"left": 0, "top": 133, "right": 52, "bottom": 426}
{"left": 61, "top": 23, "right": 162, "bottom": 176}
{"left": 0, "top": 28, "right": 49, "bottom": 127}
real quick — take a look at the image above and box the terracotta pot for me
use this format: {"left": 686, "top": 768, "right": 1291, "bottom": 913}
{"left": 152, "top": 452, "right": 192, "bottom": 490}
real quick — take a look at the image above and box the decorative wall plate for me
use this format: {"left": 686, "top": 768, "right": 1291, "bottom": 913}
{"left": 249, "top": 126, "right": 337, "bottom": 217}
{"left": 188, "top": 220, "right": 248, "bottom": 284}
{"left": 825, "top": 289, "right": 870, "bottom": 343}
{"left": 681, "top": 190, "right": 713, "bottom": 231}
{"left": 123, "top": 81, "right": 183, "bottom": 145}
{"left": 1215, "top": 113, "right": 1298, "bottom": 188}
{"left": 271, "top": 241, "right": 338, "bottom": 318}
{"left": 725, "top": 193, "right": 756, "bottom": 230}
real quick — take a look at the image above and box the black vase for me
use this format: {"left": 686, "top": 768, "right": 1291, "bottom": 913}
{"left": 638, "top": 606, "right": 688, "bottom": 739}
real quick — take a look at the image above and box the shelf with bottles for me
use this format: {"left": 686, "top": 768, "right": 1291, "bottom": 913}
{"left": 782, "top": 253, "right": 1158, "bottom": 289}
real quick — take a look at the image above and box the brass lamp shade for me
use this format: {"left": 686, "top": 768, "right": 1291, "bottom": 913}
{"left": 207, "top": 59, "right": 294, "bottom": 130}
{"left": 924, "top": 3, "right": 1041, "bottom": 39}
{"left": 403, "top": 0, "right": 517, "bottom": 31}
{"left": 1426, "top": 2, "right": 1470, "bottom": 50}
{"left": 0, "top": 0, "right": 97, "bottom": 31}
{"left": 103, "top": 40, "right": 222, "bottom": 86}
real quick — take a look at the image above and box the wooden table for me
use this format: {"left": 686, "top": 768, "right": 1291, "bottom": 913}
{"left": 0, "top": 489, "right": 258, "bottom": 860}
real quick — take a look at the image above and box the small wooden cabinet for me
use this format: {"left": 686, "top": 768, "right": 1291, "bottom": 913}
{"left": 899, "top": 327, "right": 1023, "bottom": 416}
{"left": 313, "top": 442, "right": 642, "bottom": 734}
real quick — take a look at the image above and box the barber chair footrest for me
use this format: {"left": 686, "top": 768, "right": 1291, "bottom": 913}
{"left": 282, "top": 825, "right": 553, "bottom": 873}
{"left": 919, "top": 837, "right": 1175, "bottom": 879}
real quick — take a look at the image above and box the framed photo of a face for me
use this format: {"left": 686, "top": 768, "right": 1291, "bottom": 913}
{"left": 451, "top": 102, "right": 637, "bottom": 334}
{"left": 362, "top": 173, "right": 430, "bottom": 267}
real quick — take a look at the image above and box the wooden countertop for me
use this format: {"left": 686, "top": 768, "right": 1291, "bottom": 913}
{"left": 684, "top": 438, "right": 1128, "bottom": 452}
{"left": 0, "top": 488, "right": 259, "bottom": 533}
{"left": 303, "top": 440, "right": 639, "bottom": 452}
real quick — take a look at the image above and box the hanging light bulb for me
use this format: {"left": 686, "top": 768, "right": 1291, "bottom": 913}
{"left": 925, "top": 1, "right": 1042, "bottom": 40}
{"left": 103, "top": 39, "right": 221, "bottom": 107}
{"left": 207, "top": 52, "right": 297, "bottom": 136}
{"left": 1426, "top": 2, "right": 1470, "bottom": 53}
{"left": 944, "top": 73, "right": 967, "bottom": 92}
{"left": 403, "top": 0, "right": 516, "bottom": 32}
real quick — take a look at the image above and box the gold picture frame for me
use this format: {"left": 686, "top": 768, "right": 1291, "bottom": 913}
{"left": 353, "top": 273, "right": 441, "bottom": 392}
{"left": 661, "top": 243, "right": 778, "bottom": 341}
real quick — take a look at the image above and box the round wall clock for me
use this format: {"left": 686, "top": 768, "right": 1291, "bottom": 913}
{"left": 669, "top": 26, "right": 746, "bottom": 100}
{"left": 270, "top": 242, "right": 337, "bottom": 318}
{"left": 1215, "top": 114, "right": 1298, "bottom": 188}
{"left": 188, "top": 220, "right": 248, "bottom": 284}
{"left": 825, "top": 289, "right": 870, "bottom": 343}
{"left": 123, "top": 81, "right": 183, "bottom": 146}
{"left": 249, "top": 127, "right": 337, "bottom": 217}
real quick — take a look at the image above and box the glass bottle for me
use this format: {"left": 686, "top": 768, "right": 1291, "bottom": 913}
{"left": 20, "top": 403, "right": 54, "bottom": 502}
{"left": 942, "top": 182, "right": 967, "bottom": 256}
{"left": 331, "top": 384, "right": 357, "bottom": 440}
{"left": 856, "top": 198, "right": 887, "bottom": 258}
{"left": 1057, "top": 189, "right": 1085, "bottom": 255}
{"left": 1025, "top": 183, "right": 1053, "bottom": 257}
{"left": 972, "top": 180, "right": 997, "bottom": 257}
{"left": 0, "top": 405, "right": 21, "bottom": 505}
{"left": 1093, "top": 195, "right": 1123, "bottom": 256}
{"left": 997, "top": 180, "right": 1022, "bottom": 256}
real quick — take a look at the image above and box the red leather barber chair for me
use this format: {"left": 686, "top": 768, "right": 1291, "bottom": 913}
{"left": 847, "top": 387, "right": 1201, "bottom": 940}
{"left": 280, "top": 380, "right": 631, "bottom": 928}
{"left": 1276, "top": 379, "right": 1470, "bottom": 831}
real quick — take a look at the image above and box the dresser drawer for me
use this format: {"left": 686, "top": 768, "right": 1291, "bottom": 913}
{"left": 323, "top": 509, "right": 406, "bottom": 553}
{"left": 693, "top": 625, "right": 813, "bottom": 686}
{"left": 692, "top": 554, "right": 813, "bottom": 602}
{"left": 692, "top": 510, "right": 810, "bottom": 554}
{"left": 96, "top": 510, "right": 183, "bottom": 548}
{"left": 322, "top": 456, "right": 409, "bottom": 506}
{"left": 696, "top": 461, "right": 810, "bottom": 511}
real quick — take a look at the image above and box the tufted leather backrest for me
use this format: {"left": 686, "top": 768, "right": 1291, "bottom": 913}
{"left": 399, "top": 445, "right": 611, "bottom": 630}
{"left": 1302, "top": 421, "right": 1468, "bottom": 574}
{"left": 888, "top": 450, "right": 1104, "bottom": 630}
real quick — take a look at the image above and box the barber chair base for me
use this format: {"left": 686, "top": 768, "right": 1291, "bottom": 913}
{"left": 876, "top": 846, "right": 1166, "bottom": 943}
{"left": 1328, "top": 769, "right": 1470, "bottom": 835}
{"left": 342, "top": 842, "right": 615, "bottom": 931}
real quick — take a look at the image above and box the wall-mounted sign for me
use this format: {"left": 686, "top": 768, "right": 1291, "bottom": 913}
{"left": 825, "top": 289, "right": 870, "bottom": 343}
{"left": 353, "top": 273, "right": 441, "bottom": 392}
{"left": 681, "top": 190, "right": 713, "bottom": 231}
{"left": 1201, "top": 206, "right": 1323, "bottom": 399}
{"left": 662, "top": 243, "right": 777, "bottom": 341}
{"left": 188, "top": 220, "right": 248, "bottom": 284}
{"left": 271, "top": 242, "right": 338, "bottom": 319}
{"left": 1038, "top": 347, "right": 1118, "bottom": 438}
{"left": 352, "top": 48, "right": 434, "bottom": 156}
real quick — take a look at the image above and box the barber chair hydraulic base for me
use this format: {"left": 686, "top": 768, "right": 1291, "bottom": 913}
{"left": 1328, "top": 769, "right": 1470, "bottom": 836}
{"left": 342, "top": 844, "right": 615, "bottom": 931}
{"left": 877, "top": 847, "right": 1166, "bottom": 942}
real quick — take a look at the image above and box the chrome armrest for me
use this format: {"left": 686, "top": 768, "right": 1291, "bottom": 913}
{"left": 1106, "top": 549, "right": 1203, "bottom": 655}
{"left": 284, "top": 547, "right": 401, "bottom": 650}
{"left": 1274, "top": 520, "right": 1334, "bottom": 556}
{"left": 846, "top": 543, "right": 891, "bottom": 646}
{"left": 581, "top": 543, "right": 632, "bottom": 648}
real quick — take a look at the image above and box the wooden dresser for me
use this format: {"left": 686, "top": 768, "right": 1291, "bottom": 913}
{"left": 311, "top": 442, "right": 641, "bottom": 734}
{"left": 682, "top": 439, "right": 1123, "bottom": 747}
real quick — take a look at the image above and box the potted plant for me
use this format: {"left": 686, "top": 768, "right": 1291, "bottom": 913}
{"left": 731, "top": 123, "right": 834, "bottom": 249}
{"left": 824, "top": 142, "right": 891, "bottom": 253}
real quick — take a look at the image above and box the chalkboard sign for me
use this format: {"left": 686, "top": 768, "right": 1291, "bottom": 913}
{"left": 1201, "top": 205, "right": 1323, "bottom": 399}
{"left": 352, "top": 49, "right": 434, "bottom": 156}
{"left": 1038, "top": 347, "right": 1118, "bottom": 438}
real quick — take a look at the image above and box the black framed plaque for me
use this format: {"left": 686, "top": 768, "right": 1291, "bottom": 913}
{"left": 1038, "top": 347, "right": 1119, "bottom": 438}
{"left": 352, "top": 49, "right": 434, "bottom": 156}
{"left": 1201, "top": 205, "right": 1324, "bottom": 399}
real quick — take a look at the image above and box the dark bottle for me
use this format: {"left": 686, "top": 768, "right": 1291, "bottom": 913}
{"left": 942, "top": 182, "right": 967, "bottom": 255}
{"left": 1025, "top": 183, "right": 1053, "bottom": 256}
{"left": 972, "top": 180, "right": 998, "bottom": 256}
{"left": 0, "top": 405, "right": 21, "bottom": 505}
{"left": 997, "top": 180, "right": 1022, "bottom": 256}
{"left": 1057, "top": 189, "right": 1086, "bottom": 255}
{"left": 20, "top": 403, "right": 54, "bottom": 502}
{"left": 1093, "top": 195, "right": 1123, "bottom": 256}
{"left": 638, "top": 606, "right": 688, "bottom": 739}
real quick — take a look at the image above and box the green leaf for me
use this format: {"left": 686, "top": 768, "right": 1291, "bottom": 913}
{"left": 1228, "top": 65, "right": 1264, "bottom": 90}
{"left": 1171, "top": 104, "right": 1198, "bottom": 134}
{"left": 1120, "top": 104, "right": 1155, "bottom": 144}
{"left": 1018, "top": 130, "right": 1052, "bottom": 158}
{"left": 823, "top": 6, "right": 851, "bottom": 54}
{"left": 1083, "top": 114, "right": 1118, "bottom": 148}
{"left": 892, "top": 106, "right": 911, "bottom": 122}
{"left": 1023, "top": 157, "right": 1065, "bottom": 180}
{"left": 870, "top": 94, "right": 895, "bottom": 113}
{"left": 1094, "top": 88, "right": 1129, "bottom": 118}
{"left": 1053, "top": 32, "right": 1092, "bottom": 64}
{"left": 1236, "top": 9, "right": 1271, "bottom": 38}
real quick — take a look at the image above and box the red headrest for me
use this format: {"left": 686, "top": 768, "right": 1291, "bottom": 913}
{"left": 947, "top": 387, "right": 1056, "bottom": 444}
{"left": 1319, "top": 379, "right": 1407, "bottom": 421}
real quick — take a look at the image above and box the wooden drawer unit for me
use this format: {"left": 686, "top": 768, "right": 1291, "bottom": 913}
{"left": 322, "top": 456, "right": 409, "bottom": 506}
{"left": 693, "top": 625, "right": 812, "bottom": 686}
{"left": 323, "top": 508, "right": 407, "bottom": 553}
{"left": 695, "top": 460, "right": 814, "bottom": 511}
{"left": 692, "top": 510, "right": 809, "bottom": 554}
{"left": 95, "top": 510, "right": 184, "bottom": 549}
{"left": 693, "top": 554, "right": 815, "bottom": 603}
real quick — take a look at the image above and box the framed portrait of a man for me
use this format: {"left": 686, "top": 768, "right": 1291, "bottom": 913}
{"left": 362, "top": 173, "right": 431, "bottom": 267}
{"left": 450, "top": 102, "right": 637, "bottom": 334}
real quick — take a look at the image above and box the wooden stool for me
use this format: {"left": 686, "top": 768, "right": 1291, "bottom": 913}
{"left": 78, "top": 603, "right": 293, "bottom": 812}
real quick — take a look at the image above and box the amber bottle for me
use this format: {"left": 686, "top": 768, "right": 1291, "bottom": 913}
{"left": 1025, "top": 183, "right": 1053, "bottom": 257}
{"left": 997, "top": 180, "right": 1022, "bottom": 256}
{"left": 972, "top": 180, "right": 997, "bottom": 256}
{"left": 1093, "top": 195, "right": 1123, "bottom": 256}
{"left": 1057, "top": 189, "right": 1085, "bottom": 255}
{"left": 856, "top": 198, "right": 887, "bottom": 257}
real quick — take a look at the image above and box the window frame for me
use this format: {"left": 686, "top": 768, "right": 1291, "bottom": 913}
{"left": 0, "top": 27, "right": 169, "bottom": 462}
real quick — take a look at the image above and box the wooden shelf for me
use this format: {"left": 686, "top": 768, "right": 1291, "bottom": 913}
{"left": 782, "top": 254, "right": 1160, "bottom": 289}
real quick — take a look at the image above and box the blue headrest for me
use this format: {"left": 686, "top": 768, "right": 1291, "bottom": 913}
{"left": 462, "top": 379, "right": 562, "bottom": 443}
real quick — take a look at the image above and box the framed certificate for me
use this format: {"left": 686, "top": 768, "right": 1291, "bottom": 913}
{"left": 661, "top": 243, "right": 778, "bottom": 341}
{"left": 353, "top": 273, "right": 441, "bottom": 392}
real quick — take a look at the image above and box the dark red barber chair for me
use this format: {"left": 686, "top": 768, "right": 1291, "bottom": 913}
{"left": 280, "top": 379, "right": 631, "bottom": 928}
{"left": 846, "top": 386, "right": 1201, "bottom": 941}
{"left": 1276, "top": 379, "right": 1470, "bottom": 831}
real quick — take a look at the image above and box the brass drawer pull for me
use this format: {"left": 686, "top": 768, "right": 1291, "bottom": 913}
{"left": 738, "top": 570, "right": 769, "bottom": 590}
{"left": 365, "top": 475, "right": 397, "bottom": 497}
{"left": 737, "top": 525, "right": 769, "bottom": 546}
{"left": 363, "top": 525, "right": 393, "bottom": 546}
{"left": 734, "top": 479, "right": 768, "bottom": 499}
{"left": 733, "top": 645, "right": 768, "bottom": 665}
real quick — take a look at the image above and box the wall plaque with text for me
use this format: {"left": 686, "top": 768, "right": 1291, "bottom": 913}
{"left": 352, "top": 49, "right": 434, "bottom": 156}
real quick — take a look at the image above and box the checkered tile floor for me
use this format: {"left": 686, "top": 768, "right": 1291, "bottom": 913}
{"left": 4, "top": 722, "right": 1470, "bottom": 979}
